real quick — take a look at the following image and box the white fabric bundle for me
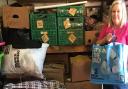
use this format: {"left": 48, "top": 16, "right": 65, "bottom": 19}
{"left": 2, "top": 43, "right": 49, "bottom": 79}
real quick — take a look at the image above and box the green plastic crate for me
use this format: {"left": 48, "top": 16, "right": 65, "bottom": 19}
{"left": 31, "top": 30, "right": 58, "bottom": 45}
{"left": 58, "top": 29, "right": 84, "bottom": 45}
{"left": 57, "top": 5, "right": 84, "bottom": 17}
{"left": 30, "top": 12, "right": 57, "bottom": 31}
{"left": 57, "top": 17, "right": 84, "bottom": 30}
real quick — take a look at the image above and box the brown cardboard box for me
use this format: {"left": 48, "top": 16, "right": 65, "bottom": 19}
{"left": 65, "top": 81, "right": 102, "bottom": 89}
{"left": 0, "top": 7, "right": 2, "bottom": 17}
{"left": 85, "top": 31, "right": 97, "bottom": 45}
{"left": 2, "top": 6, "right": 31, "bottom": 29}
{"left": 45, "top": 54, "right": 69, "bottom": 73}
{"left": 0, "top": 7, "right": 2, "bottom": 23}
{"left": 43, "top": 64, "right": 65, "bottom": 83}
{"left": 70, "top": 55, "right": 91, "bottom": 82}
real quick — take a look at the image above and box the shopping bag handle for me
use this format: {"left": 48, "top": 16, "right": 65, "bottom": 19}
{"left": 112, "top": 30, "right": 117, "bottom": 45}
{"left": 106, "top": 29, "right": 118, "bottom": 67}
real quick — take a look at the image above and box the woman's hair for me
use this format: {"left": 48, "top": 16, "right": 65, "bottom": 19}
{"left": 108, "top": 0, "right": 127, "bottom": 27}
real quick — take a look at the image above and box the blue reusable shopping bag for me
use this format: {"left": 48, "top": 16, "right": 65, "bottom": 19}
{"left": 90, "top": 42, "right": 128, "bottom": 84}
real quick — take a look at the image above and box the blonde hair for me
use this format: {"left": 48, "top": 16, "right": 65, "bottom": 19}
{"left": 108, "top": 0, "right": 127, "bottom": 27}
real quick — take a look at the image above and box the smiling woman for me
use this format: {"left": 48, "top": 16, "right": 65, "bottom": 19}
{"left": 96, "top": 0, "right": 128, "bottom": 45}
{"left": 96, "top": 0, "right": 128, "bottom": 89}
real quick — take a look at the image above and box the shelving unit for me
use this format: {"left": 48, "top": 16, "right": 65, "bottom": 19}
{"left": 47, "top": 45, "right": 90, "bottom": 53}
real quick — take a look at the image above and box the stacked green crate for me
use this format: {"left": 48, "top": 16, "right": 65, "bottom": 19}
{"left": 57, "top": 5, "right": 84, "bottom": 45}
{"left": 57, "top": 5, "right": 84, "bottom": 17}
{"left": 30, "top": 12, "right": 58, "bottom": 45}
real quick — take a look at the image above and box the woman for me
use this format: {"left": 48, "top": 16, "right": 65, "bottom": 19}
{"left": 96, "top": 0, "right": 128, "bottom": 89}
{"left": 97, "top": 0, "right": 128, "bottom": 45}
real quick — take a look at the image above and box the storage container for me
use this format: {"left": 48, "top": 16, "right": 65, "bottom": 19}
{"left": 58, "top": 29, "right": 84, "bottom": 45}
{"left": 57, "top": 17, "right": 84, "bottom": 29}
{"left": 3, "top": 6, "right": 31, "bottom": 29}
{"left": 30, "top": 12, "right": 57, "bottom": 30}
{"left": 31, "top": 30, "right": 58, "bottom": 45}
{"left": 57, "top": 5, "right": 84, "bottom": 17}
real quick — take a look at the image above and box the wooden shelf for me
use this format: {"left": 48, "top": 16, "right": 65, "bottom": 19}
{"left": 47, "top": 45, "right": 90, "bottom": 53}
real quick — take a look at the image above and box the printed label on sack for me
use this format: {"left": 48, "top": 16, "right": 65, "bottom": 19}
{"left": 4, "top": 46, "right": 10, "bottom": 54}
{"left": 14, "top": 50, "right": 20, "bottom": 68}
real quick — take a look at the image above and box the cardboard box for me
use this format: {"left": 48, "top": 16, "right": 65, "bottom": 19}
{"left": 45, "top": 54, "right": 69, "bottom": 73}
{"left": 65, "top": 81, "right": 102, "bottom": 89}
{"left": 70, "top": 55, "right": 91, "bottom": 82}
{"left": 2, "top": 6, "right": 31, "bottom": 29}
{"left": 43, "top": 64, "right": 65, "bottom": 83}
{"left": 85, "top": 31, "right": 97, "bottom": 45}
{"left": 0, "top": 7, "right": 2, "bottom": 17}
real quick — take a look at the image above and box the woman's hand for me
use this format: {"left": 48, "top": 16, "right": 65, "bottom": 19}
{"left": 96, "top": 33, "right": 113, "bottom": 45}
{"left": 105, "top": 33, "right": 113, "bottom": 42}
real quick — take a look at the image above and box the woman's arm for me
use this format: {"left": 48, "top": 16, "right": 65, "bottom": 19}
{"left": 96, "top": 33, "right": 113, "bottom": 45}
{"left": 96, "top": 37, "right": 107, "bottom": 45}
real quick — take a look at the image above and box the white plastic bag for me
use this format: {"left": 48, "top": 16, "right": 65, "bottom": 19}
{"left": 2, "top": 43, "right": 49, "bottom": 79}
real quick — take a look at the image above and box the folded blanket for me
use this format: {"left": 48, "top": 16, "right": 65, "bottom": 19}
{"left": 3, "top": 80, "right": 66, "bottom": 89}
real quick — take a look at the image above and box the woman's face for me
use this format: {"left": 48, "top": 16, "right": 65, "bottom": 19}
{"left": 111, "top": 3, "right": 122, "bottom": 26}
